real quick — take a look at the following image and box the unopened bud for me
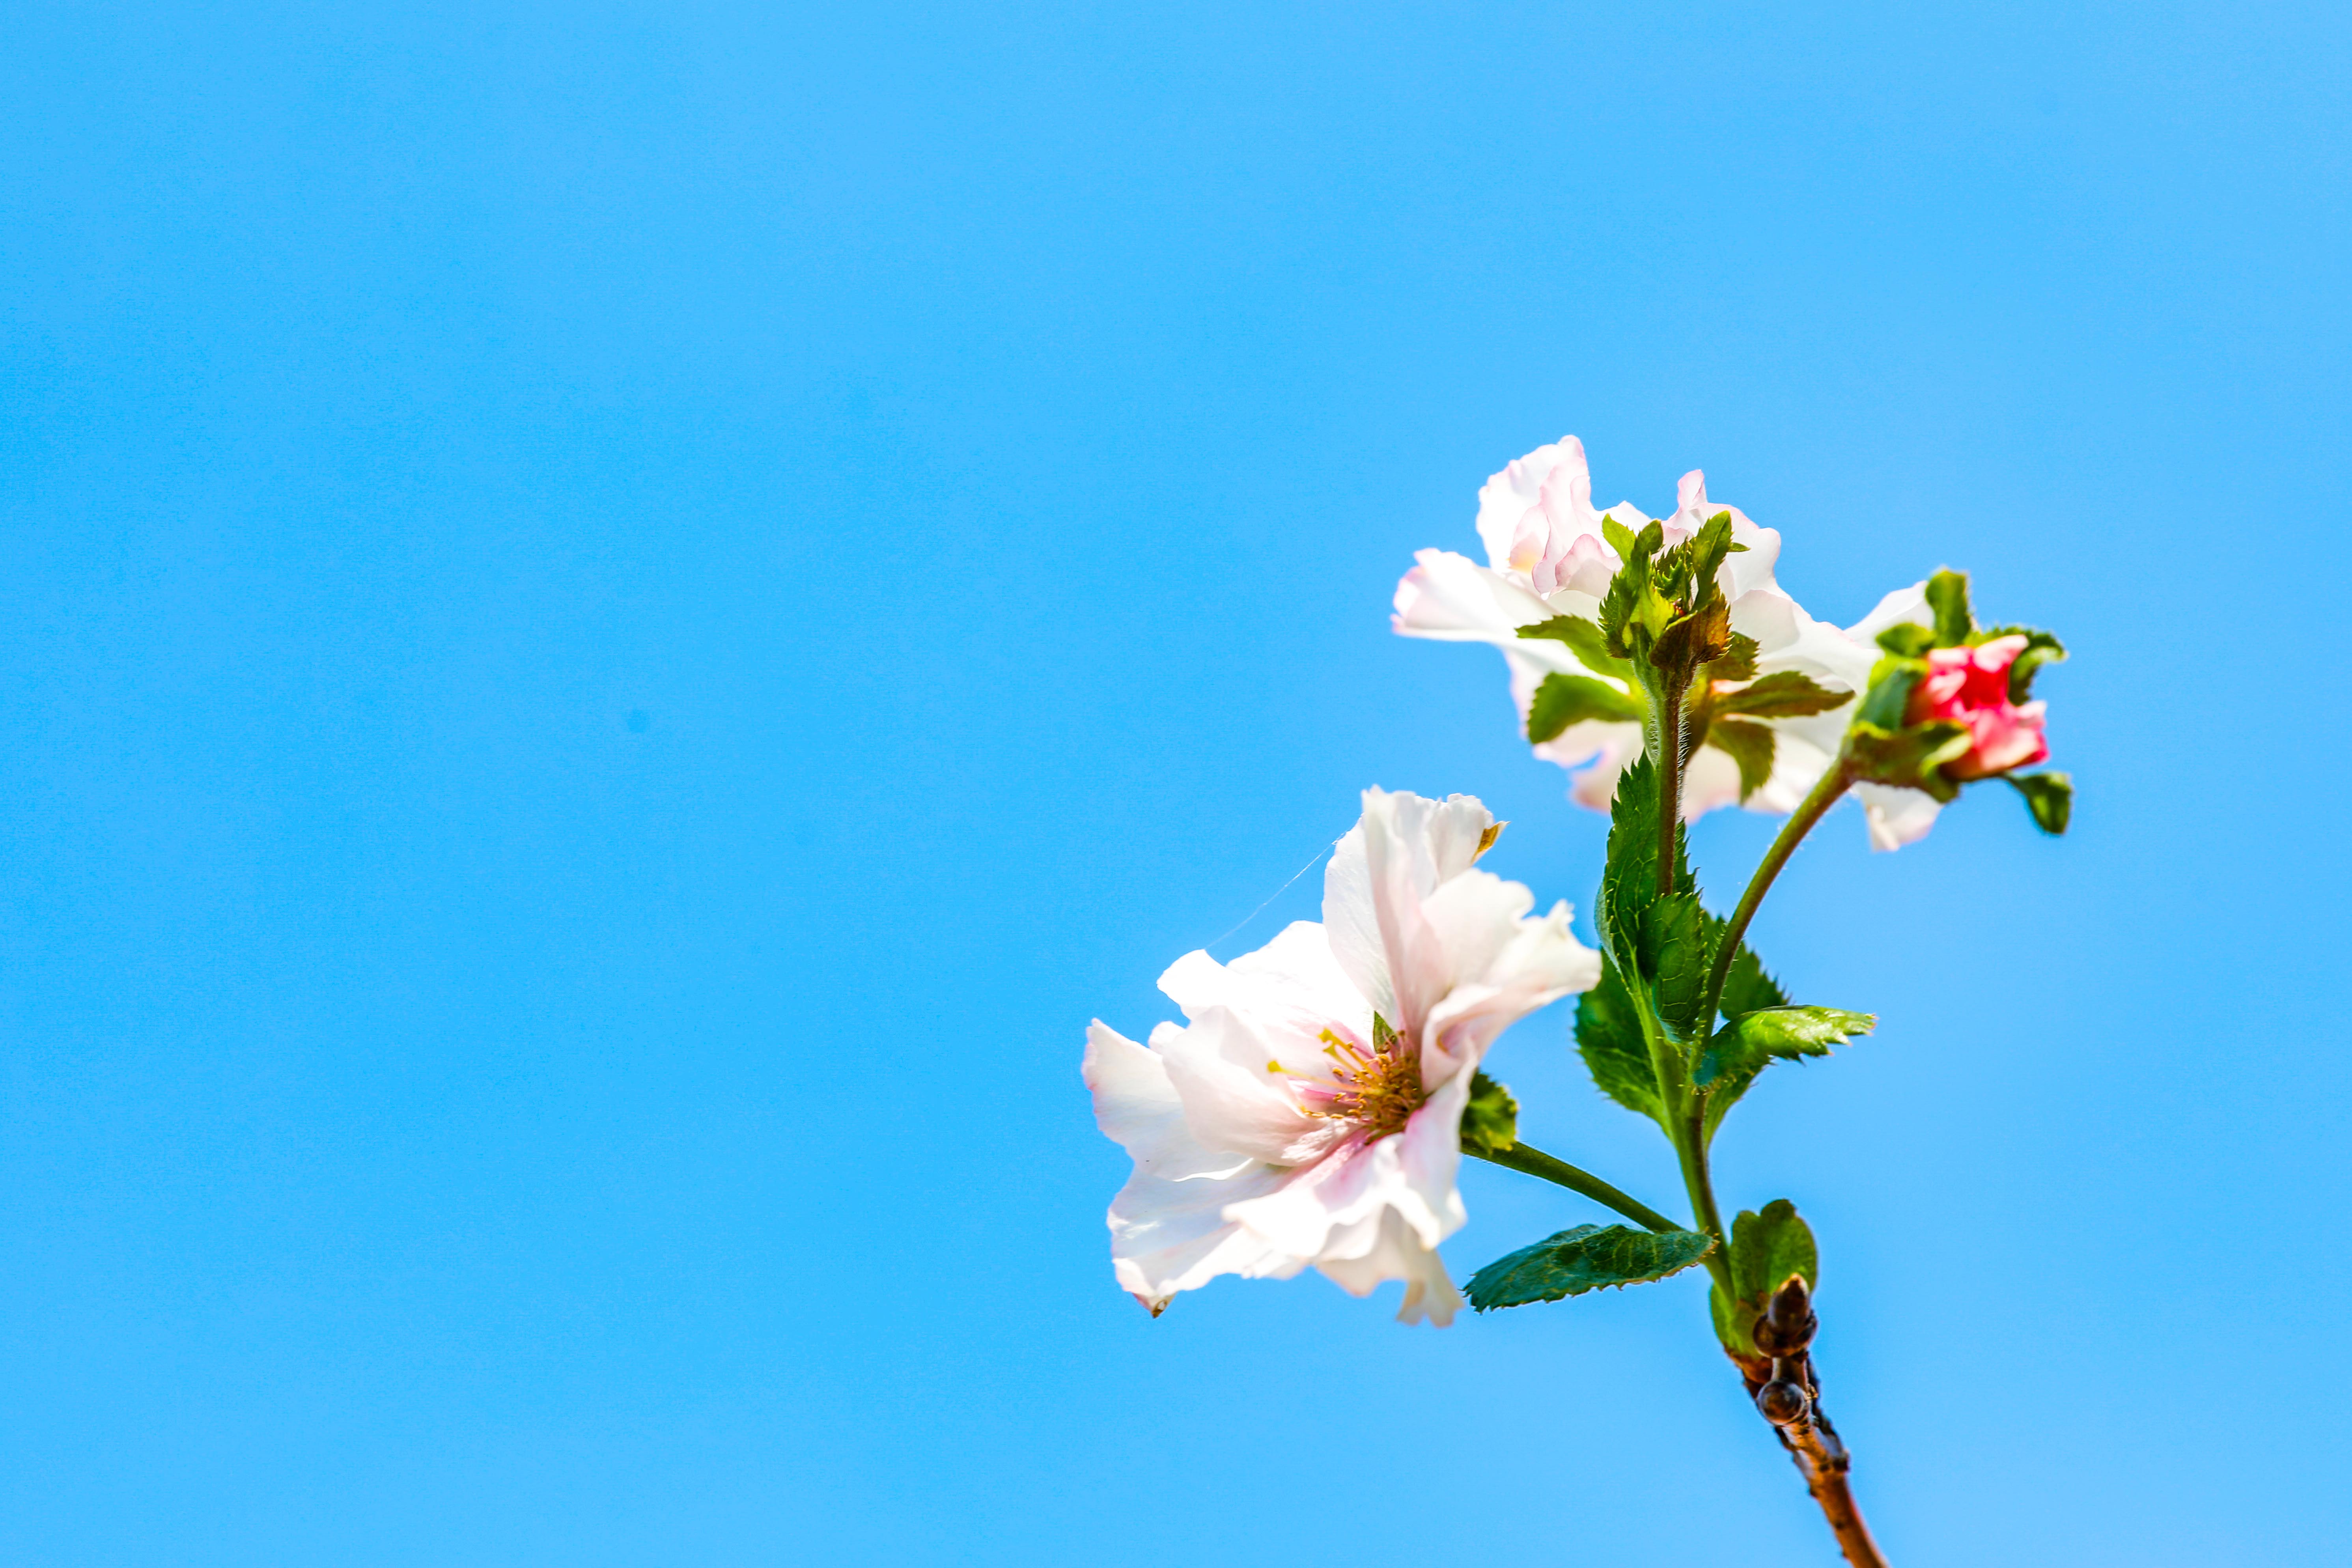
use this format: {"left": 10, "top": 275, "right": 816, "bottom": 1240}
{"left": 1756, "top": 1379, "right": 1811, "bottom": 1426}
{"left": 1767, "top": 1277, "right": 1814, "bottom": 1340}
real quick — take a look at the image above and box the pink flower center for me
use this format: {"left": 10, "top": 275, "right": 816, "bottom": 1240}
{"left": 1283, "top": 1026, "right": 1427, "bottom": 1141}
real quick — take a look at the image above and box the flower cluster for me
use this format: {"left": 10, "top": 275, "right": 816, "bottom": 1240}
{"left": 1082, "top": 435, "right": 2068, "bottom": 1333}
{"left": 1390, "top": 437, "right": 2066, "bottom": 851}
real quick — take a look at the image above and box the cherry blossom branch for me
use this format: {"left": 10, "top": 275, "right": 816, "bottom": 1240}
{"left": 1699, "top": 757, "right": 1854, "bottom": 1031}
{"left": 1470, "top": 1142, "right": 1681, "bottom": 1234}
{"left": 1738, "top": 1279, "right": 1889, "bottom": 1568}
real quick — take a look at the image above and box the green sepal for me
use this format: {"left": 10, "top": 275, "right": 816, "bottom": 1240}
{"left": 1526, "top": 673, "right": 1643, "bottom": 741}
{"left": 2008, "top": 770, "right": 2074, "bottom": 834}
{"left": 1713, "top": 670, "right": 1852, "bottom": 719}
{"left": 1853, "top": 662, "right": 1923, "bottom": 730}
{"left": 1707, "top": 717, "right": 1776, "bottom": 801}
{"left": 1648, "top": 596, "right": 1732, "bottom": 674}
{"left": 1515, "top": 615, "right": 1633, "bottom": 678}
{"left": 1458, "top": 1071, "right": 1519, "bottom": 1158}
{"left": 1598, "top": 521, "right": 1667, "bottom": 659}
{"left": 1875, "top": 622, "right": 1937, "bottom": 659}
{"left": 1575, "top": 959, "right": 1663, "bottom": 1124}
{"left": 1925, "top": 568, "right": 1975, "bottom": 647}
{"left": 1845, "top": 719, "right": 1968, "bottom": 801}
{"left": 1467, "top": 1223, "right": 1716, "bottom": 1312}
{"left": 1978, "top": 624, "right": 2067, "bottom": 701}
{"left": 1695, "top": 1006, "right": 1877, "bottom": 1088}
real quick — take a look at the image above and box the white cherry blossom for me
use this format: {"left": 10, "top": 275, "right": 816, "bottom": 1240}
{"left": 1394, "top": 437, "right": 1871, "bottom": 821}
{"left": 1083, "top": 789, "right": 1600, "bottom": 1323}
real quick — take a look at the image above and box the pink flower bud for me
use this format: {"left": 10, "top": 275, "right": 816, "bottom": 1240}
{"left": 1903, "top": 635, "right": 2050, "bottom": 781}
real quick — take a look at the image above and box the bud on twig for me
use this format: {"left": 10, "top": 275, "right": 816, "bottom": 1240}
{"left": 1757, "top": 1378, "right": 1812, "bottom": 1426}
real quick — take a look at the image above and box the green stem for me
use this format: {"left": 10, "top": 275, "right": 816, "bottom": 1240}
{"left": 1656, "top": 678, "right": 1684, "bottom": 898}
{"left": 1697, "top": 757, "right": 1855, "bottom": 1033}
{"left": 1473, "top": 1142, "right": 1682, "bottom": 1234}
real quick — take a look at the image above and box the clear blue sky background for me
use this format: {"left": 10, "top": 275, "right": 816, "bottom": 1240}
{"left": 4, "top": 3, "right": 2346, "bottom": 1564}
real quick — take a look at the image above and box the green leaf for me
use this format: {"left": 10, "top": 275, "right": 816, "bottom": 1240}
{"left": 2008, "top": 770, "right": 2073, "bottom": 834}
{"left": 1599, "top": 755, "right": 1674, "bottom": 966}
{"left": 1575, "top": 959, "right": 1662, "bottom": 1123}
{"left": 1979, "top": 624, "right": 2067, "bottom": 700}
{"left": 1730, "top": 1199, "right": 1819, "bottom": 1309}
{"left": 1925, "top": 568, "right": 1975, "bottom": 647}
{"left": 1688, "top": 511, "right": 1737, "bottom": 600}
{"left": 1458, "top": 1071, "right": 1518, "bottom": 1158}
{"left": 1875, "top": 622, "right": 1937, "bottom": 659}
{"left": 1640, "top": 892, "right": 1710, "bottom": 1042}
{"left": 1515, "top": 615, "right": 1633, "bottom": 678}
{"left": 1713, "top": 670, "right": 1853, "bottom": 720}
{"left": 1844, "top": 719, "right": 1968, "bottom": 801}
{"left": 1698, "top": 918, "right": 1791, "bottom": 1142}
{"left": 1525, "top": 673, "right": 1643, "bottom": 741}
{"left": 1706, "top": 717, "right": 1776, "bottom": 801}
{"left": 1696, "top": 1006, "right": 1876, "bottom": 1088}
{"left": 1600, "top": 515, "right": 1641, "bottom": 566}
{"left": 1709, "top": 921, "right": 1790, "bottom": 1020}
{"left": 1467, "top": 1223, "right": 1716, "bottom": 1311}
{"left": 1704, "top": 631, "right": 1760, "bottom": 683}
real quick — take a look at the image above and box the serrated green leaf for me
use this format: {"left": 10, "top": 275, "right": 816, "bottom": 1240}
{"left": 1875, "top": 622, "right": 1937, "bottom": 658}
{"left": 1525, "top": 673, "right": 1643, "bottom": 741}
{"left": 1704, "top": 631, "right": 1760, "bottom": 683}
{"left": 1600, "top": 755, "right": 1674, "bottom": 966}
{"left": 1925, "top": 568, "right": 1975, "bottom": 647}
{"left": 1575, "top": 959, "right": 1662, "bottom": 1123}
{"left": 1467, "top": 1223, "right": 1716, "bottom": 1311}
{"left": 1600, "top": 515, "right": 1640, "bottom": 565}
{"left": 1695, "top": 1006, "right": 1876, "bottom": 1088}
{"left": 1641, "top": 892, "right": 1710, "bottom": 1042}
{"left": 1458, "top": 1070, "right": 1518, "bottom": 1158}
{"left": 1713, "top": 670, "right": 1852, "bottom": 719}
{"left": 2008, "top": 770, "right": 2073, "bottom": 834}
{"left": 1845, "top": 719, "right": 1968, "bottom": 801}
{"left": 1515, "top": 615, "right": 1633, "bottom": 678}
{"left": 1730, "top": 1199, "right": 1818, "bottom": 1309}
{"left": 1687, "top": 512, "right": 1736, "bottom": 602}
{"left": 1708, "top": 918, "right": 1790, "bottom": 1020}
{"left": 1706, "top": 717, "right": 1776, "bottom": 801}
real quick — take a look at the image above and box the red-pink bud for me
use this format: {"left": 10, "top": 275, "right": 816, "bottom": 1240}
{"left": 1903, "top": 635, "right": 2050, "bottom": 781}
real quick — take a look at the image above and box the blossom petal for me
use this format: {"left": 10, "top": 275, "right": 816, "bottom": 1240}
{"left": 1854, "top": 782, "right": 1943, "bottom": 851}
{"left": 1846, "top": 581, "right": 1932, "bottom": 644}
{"left": 1416, "top": 888, "right": 1599, "bottom": 1083}
{"left": 1316, "top": 1207, "right": 1465, "bottom": 1327}
{"left": 1153, "top": 1009, "right": 1326, "bottom": 1165}
{"left": 1391, "top": 549, "right": 1565, "bottom": 651}
{"left": 1159, "top": 922, "right": 1369, "bottom": 1063}
{"left": 1084, "top": 1022, "right": 1299, "bottom": 1312}
{"left": 1323, "top": 789, "right": 1496, "bottom": 1037}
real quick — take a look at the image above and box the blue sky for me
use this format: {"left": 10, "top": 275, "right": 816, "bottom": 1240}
{"left": 4, "top": 2, "right": 2347, "bottom": 1563}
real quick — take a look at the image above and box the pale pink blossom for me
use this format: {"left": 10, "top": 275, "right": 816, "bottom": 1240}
{"left": 1083, "top": 790, "right": 1599, "bottom": 1324}
{"left": 1394, "top": 437, "right": 1870, "bottom": 820}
